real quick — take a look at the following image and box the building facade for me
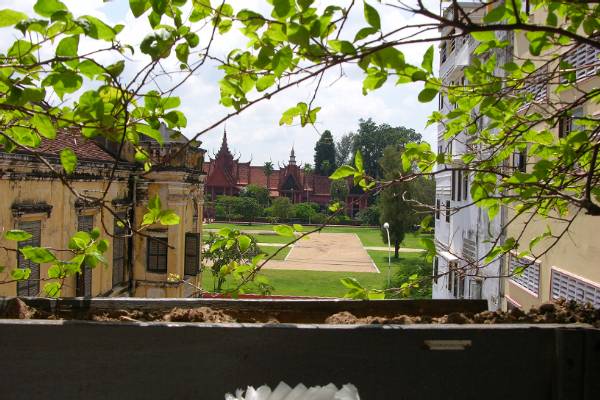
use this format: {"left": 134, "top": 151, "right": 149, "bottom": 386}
{"left": 434, "top": 1, "right": 600, "bottom": 310}
{"left": 0, "top": 125, "right": 205, "bottom": 298}
{"left": 203, "top": 131, "right": 368, "bottom": 216}
{"left": 433, "top": 3, "right": 506, "bottom": 310}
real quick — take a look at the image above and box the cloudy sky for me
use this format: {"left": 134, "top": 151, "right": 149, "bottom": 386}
{"left": 3, "top": 0, "right": 443, "bottom": 165}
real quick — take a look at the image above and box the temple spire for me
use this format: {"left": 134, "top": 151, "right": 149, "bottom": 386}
{"left": 289, "top": 145, "right": 296, "bottom": 166}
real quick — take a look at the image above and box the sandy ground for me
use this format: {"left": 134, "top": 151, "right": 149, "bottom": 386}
{"left": 262, "top": 232, "right": 380, "bottom": 273}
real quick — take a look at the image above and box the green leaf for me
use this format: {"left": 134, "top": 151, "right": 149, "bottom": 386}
{"left": 483, "top": 4, "right": 506, "bottom": 23}
{"left": 328, "top": 40, "right": 355, "bottom": 55}
{"left": 421, "top": 45, "right": 434, "bottom": 74}
{"left": 293, "top": 224, "right": 303, "bottom": 232}
{"left": 0, "top": 9, "right": 28, "bottom": 27}
{"left": 238, "top": 235, "right": 251, "bottom": 252}
{"left": 31, "top": 114, "right": 56, "bottom": 139}
{"left": 34, "top": 0, "right": 67, "bottom": 18}
{"left": 20, "top": 246, "right": 57, "bottom": 264}
{"left": 256, "top": 74, "right": 275, "bottom": 92}
{"left": 354, "top": 151, "right": 364, "bottom": 172}
{"left": 56, "top": 35, "right": 79, "bottom": 57}
{"left": 69, "top": 231, "right": 91, "bottom": 250}
{"left": 363, "top": 1, "right": 381, "bottom": 30}
{"left": 60, "top": 148, "right": 77, "bottom": 174}
{"left": 137, "top": 124, "right": 163, "bottom": 145}
{"left": 185, "top": 32, "right": 199, "bottom": 48}
{"left": 175, "top": 42, "right": 189, "bottom": 63}
{"left": 5, "top": 230, "right": 32, "bottom": 241}
{"left": 43, "top": 281, "right": 62, "bottom": 297}
{"left": 78, "top": 60, "right": 104, "bottom": 79}
{"left": 80, "top": 15, "right": 117, "bottom": 41}
{"left": 130, "top": 0, "right": 150, "bottom": 17}
{"left": 158, "top": 209, "right": 180, "bottom": 225}
{"left": 149, "top": 194, "right": 162, "bottom": 211}
{"left": 287, "top": 23, "right": 309, "bottom": 47}
{"left": 367, "top": 290, "right": 385, "bottom": 300}
{"left": 274, "top": 224, "right": 295, "bottom": 237}
{"left": 330, "top": 165, "right": 355, "bottom": 180}
{"left": 418, "top": 88, "right": 438, "bottom": 103}
{"left": 272, "top": 0, "right": 293, "bottom": 19}
{"left": 11, "top": 268, "right": 31, "bottom": 281}
{"left": 471, "top": 31, "right": 496, "bottom": 42}
{"left": 340, "top": 277, "right": 364, "bottom": 290}
{"left": 8, "top": 127, "right": 41, "bottom": 148}
{"left": 354, "top": 27, "right": 377, "bottom": 42}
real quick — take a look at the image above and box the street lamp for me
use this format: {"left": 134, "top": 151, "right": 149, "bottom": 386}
{"left": 383, "top": 222, "right": 391, "bottom": 286}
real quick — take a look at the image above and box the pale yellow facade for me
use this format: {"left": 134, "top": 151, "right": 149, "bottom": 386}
{"left": 506, "top": 8, "right": 600, "bottom": 309}
{"left": 0, "top": 128, "right": 205, "bottom": 298}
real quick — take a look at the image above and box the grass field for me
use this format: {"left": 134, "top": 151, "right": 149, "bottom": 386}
{"left": 201, "top": 250, "right": 430, "bottom": 297}
{"left": 205, "top": 222, "right": 431, "bottom": 249}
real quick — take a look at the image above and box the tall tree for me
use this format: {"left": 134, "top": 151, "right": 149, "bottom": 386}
{"left": 335, "top": 132, "right": 355, "bottom": 167}
{"left": 378, "top": 145, "right": 434, "bottom": 258}
{"left": 263, "top": 161, "right": 274, "bottom": 191}
{"left": 351, "top": 119, "right": 422, "bottom": 179}
{"left": 314, "top": 130, "right": 336, "bottom": 175}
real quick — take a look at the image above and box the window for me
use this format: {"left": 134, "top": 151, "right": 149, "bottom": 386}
{"left": 16, "top": 221, "right": 41, "bottom": 296}
{"left": 445, "top": 200, "right": 451, "bottom": 223}
{"left": 112, "top": 213, "right": 128, "bottom": 287}
{"left": 456, "top": 170, "right": 462, "bottom": 201}
{"left": 470, "top": 279, "right": 483, "bottom": 299}
{"left": 435, "top": 199, "right": 441, "bottom": 220}
{"left": 438, "top": 93, "right": 444, "bottom": 110}
{"left": 551, "top": 268, "right": 600, "bottom": 308}
{"left": 76, "top": 215, "right": 93, "bottom": 297}
{"left": 509, "top": 254, "right": 540, "bottom": 296}
{"left": 463, "top": 172, "right": 468, "bottom": 200}
{"left": 560, "top": 44, "right": 600, "bottom": 83}
{"left": 147, "top": 236, "right": 168, "bottom": 273}
{"left": 558, "top": 108, "right": 583, "bottom": 139}
{"left": 433, "top": 257, "right": 439, "bottom": 284}
{"left": 184, "top": 233, "right": 200, "bottom": 276}
{"left": 513, "top": 149, "right": 527, "bottom": 172}
{"left": 451, "top": 171, "right": 456, "bottom": 201}
{"left": 441, "top": 43, "right": 447, "bottom": 63}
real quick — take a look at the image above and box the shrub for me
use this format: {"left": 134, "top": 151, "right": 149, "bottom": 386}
{"left": 291, "top": 202, "right": 318, "bottom": 222}
{"left": 357, "top": 205, "right": 380, "bottom": 226}
{"left": 271, "top": 197, "right": 293, "bottom": 220}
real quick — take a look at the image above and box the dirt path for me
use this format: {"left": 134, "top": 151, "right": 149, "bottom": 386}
{"left": 262, "top": 232, "right": 379, "bottom": 273}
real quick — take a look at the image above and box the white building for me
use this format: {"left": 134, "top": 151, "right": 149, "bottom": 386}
{"left": 432, "top": 2, "right": 510, "bottom": 310}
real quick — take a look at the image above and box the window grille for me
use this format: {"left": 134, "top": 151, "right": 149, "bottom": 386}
{"left": 433, "top": 257, "right": 439, "bottom": 284}
{"left": 512, "top": 149, "right": 527, "bottom": 172}
{"left": 456, "top": 170, "right": 462, "bottom": 201}
{"left": 451, "top": 171, "right": 456, "bottom": 201}
{"left": 435, "top": 199, "right": 440, "bottom": 220}
{"left": 445, "top": 200, "right": 451, "bottom": 223}
{"left": 469, "top": 279, "right": 483, "bottom": 299}
{"left": 551, "top": 268, "right": 600, "bottom": 308}
{"left": 16, "top": 221, "right": 41, "bottom": 296}
{"left": 509, "top": 254, "right": 540, "bottom": 295}
{"left": 147, "top": 236, "right": 168, "bottom": 273}
{"left": 112, "top": 213, "right": 128, "bottom": 286}
{"left": 518, "top": 66, "right": 548, "bottom": 103}
{"left": 463, "top": 172, "right": 469, "bottom": 200}
{"left": 77, "top": 215, "right": 93, "bottom": 297}
{"left": 560, "top": 44, "right": 600, "bottom": 83}
{"left": 184, "top": 233, "right": 200, "bottom": 276}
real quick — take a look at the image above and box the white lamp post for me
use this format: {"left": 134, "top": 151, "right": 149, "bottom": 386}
{"left": 383, "top": 222, "right": 391, "bottom": 286}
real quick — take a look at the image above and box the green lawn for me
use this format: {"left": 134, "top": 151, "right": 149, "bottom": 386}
{"left": 205, "top": 223, "right": 431, "bottom": 249}
{"left": 200, "top": 250, "right": 428, "bottom": 298}
{"left": 259, "top": 245, "right": 291, "bottom": 260}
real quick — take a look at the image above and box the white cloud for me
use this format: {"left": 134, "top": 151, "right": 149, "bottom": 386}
{"left": 1, "top": 0, "right": 442, "bottom": 164}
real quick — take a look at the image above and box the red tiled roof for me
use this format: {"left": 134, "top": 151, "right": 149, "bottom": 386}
{"left": 34, "top": 128, "right": 116, "bottom": 162}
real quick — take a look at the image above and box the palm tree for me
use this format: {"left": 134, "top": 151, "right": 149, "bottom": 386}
{"left": 263, "top": 161, "right": 274, "bottom": 204}
{"left": 303, "top": 163, "right": 313, "bottom": 203}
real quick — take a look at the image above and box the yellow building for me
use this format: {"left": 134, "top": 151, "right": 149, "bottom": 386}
{"left": 0, "top": 125, "right": 205, "bottom": 298}
{"left": 505, "top": 7, "right": 600, "bottom": 309}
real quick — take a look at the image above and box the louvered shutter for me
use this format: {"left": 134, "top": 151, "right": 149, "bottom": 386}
{"left": 509, "top": 254, "right": 540, "bottom": 295}
{"left": 16, "top": 221, "right": 41, "bottom": 296}
{"left": 551, "top": 269, "right": 600, "bottom": 308}
{"left": 77, "top": 215, "right": 94, "bottom": 296}
{"left": 112, "top": 213, "right": 128, "bottom": 287}
{"left": 184, "top": 233, "right": 200, "bottom": 276}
